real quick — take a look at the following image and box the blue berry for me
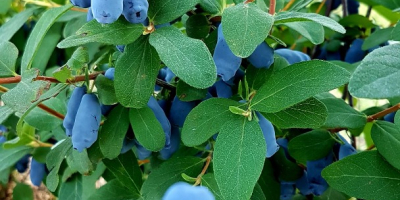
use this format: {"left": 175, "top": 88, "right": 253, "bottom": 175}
{"left": 344, "top": 39, "right": 365, "bottom": 64}
{"left": 92, "top": 0, "right": 123, "bottom": 24}
{"left": 247, "top": 42, "right": 274, "bottom": 68}
{"left": 72, "top": 94, "right": 102, "bottom": 152}
{"left": 213, "top": 25, "right": 242, "bottom": 81}
{"left": 275, "top": 49, "right": 311, "bottom": 65}
{"left": 122, "top": 0, "right": 149, "bottom": 24}
{"left": 30, "top": 159, "right": 47, "bottom": 187}
{"left": 70, "top": 0, "right": 91, "bottom": 8}
{"left": 63, "top": 86, "right": 87, "bottom": 137}
{"left": 256, "top": 112, "right": 279, "bottom": 158}
{"left": 148, "top": 96, "right": 172, "bottom": 147}
{"left": 168, "top": 96, "right": 197, "bottom": 127}
{"left": 104, "top": 68, "right": 115, "bottom": 80}
{"left": 162, "top": 182, "right": 215, "bottom": 200}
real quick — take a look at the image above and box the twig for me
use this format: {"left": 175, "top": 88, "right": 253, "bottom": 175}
{"left": 282, "top": 0, "right": 295, "bottom": 11}
{"left": 341, "top": 0, "right": 348, "bottom": 17}
{"left": 330, "top": 103, "right": 400, "bottom": 133}
{"left": 269, "top": 0, "right": 276, "bottom": 15}
{"left": 0, "top": 72, "right": 104, "bottom": 85}
{"left": 194, "top": 152, "right": 213, "bottom": 186}
{"left": 37, "top": 104, "right": 65, "bottom": 120}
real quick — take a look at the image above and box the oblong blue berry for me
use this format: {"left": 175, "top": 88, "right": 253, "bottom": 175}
{"left": 247, "top": 42, "right": 274, "bottom": 68}
{"left": 256, "top": 112, "right": 279, "bottom": 158}
{"left": 213, "top": 25, "right": 242, "bottom": 81}
{"left": 92, "top": 0, "right": 123, "bottom": 24}
{"left": 71, "top": 94, "right": 102, "bottom": 152}
{"left": 63, "top": 86, "right": 87, "bottom": 137}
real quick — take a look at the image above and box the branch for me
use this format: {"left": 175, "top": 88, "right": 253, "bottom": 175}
{"left": 269, "top": 0, "right": 276, "bottom": 15}
{"left": 330, "top": 103, "right": 400, "bottom": 133}
{"left": 194, "top": 151, "right": 213, "bottom": 186}
{"left": 0, "top": 72, "right": 104, "bottom": 85}
{"left": 37, "top": 104, "right": 65, "bottom": 120}
{"left": 282, "top": 0, "right": 295, "bottom": 11}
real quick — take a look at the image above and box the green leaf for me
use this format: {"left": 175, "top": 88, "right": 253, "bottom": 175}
{"left": 58, "top": 174, "right": 82, "bottom": 200}
{"left": 339, "top": 14, "right": 375, "bottom": 28}
{"left": 246, "top": 65, "right": 273, "bottom": 91}
{"left": 314, "top": 187, "right": 349, "bottom": 200}
{"left": 186, "top": 14, "right": 210, "bottom": 39}
{"left": 141, "top": 156, "right": 204, "bottom": 199}
{"left": 88, "top": 179, "right": 140, "bottom": 200}
{"left": 148, "top": 0, "right": 198, "bottom": 25}
{"left": 221, "top": 3, "right": 274, "bottom": 57}
{"left": 315, "top": 93, "right": 367, "bottom": 129}
{"left": 0, "top": 41, "right": 18, "bottom": 77}
{"left": 66, "top": 46, "right": 89, "bottom": 70}
{"left": 13, "top": 183, "right": 34, "bottom": 200}
{"left": 53, "top": 66, "right": 73, "bottom": 83}
{"left": 274, "top": 12, "right": 346, "bottom": 34}
{"left": 371, "top": 0, "right": 400, "bottom": 10}
{"left": 32, "top": 23, "right": 63, "bottom": 75}
{"left": 322, "top": 150, "right": 400, "bottom": 200}
{"left": 283, "top": 21, "right": 324, "bottom": 44}
{"left": 181, "top": 98, "right": 242, "bottom": 147}
{"left": 46, "top": 138, "right": 73, "bottom": 192}
{"left": 95, "top": 75, "right": 118, "bottom": 105}
{"left": 258, "top": 159, "right": 281, "bottom": 200}
{"left": 149, "top": 26, "right": 217, "bottom": 89}
{"left": 0, "top": 106, "right": 14, "bottom": 124}
{"left": 371, "top": 121, "right": 400, "bottom": 170}
{"left": 176, "top": 80, "right": 208, "bottom": 102}
{"left": 0, "top": 8, "right": 37, "bottom": 42}
{"left": 349, "top": 44, "right": 400, "bottom": 99}
{"left": 229, "top": 106, "right": 247, "bottom": 116}
{"left": 2, "top": 69, "right": 48, "bottom": 113}
{"left": 21, "top": 4, "right": 73, "bottom": 73}
{"left": 0, "top": 146, "right": 32, "bottom": 171}
{"left": 201, "top": 174, "right": 224, "bottom": 200}
{"left": 392, "top": 20, "right": 400, "bottom": 41}
{"left": 66, "top": 149, "right": 94, "bottom": 175}
{"left": 57, "top": 18, "right": 144, "bottom": 48}
{"left": 270, "top": 148, "right": 303, "bottom": 181}
{"left": 102, "top": 150, "right": 142, "bottom": 195}
{"left": 250, "top": 60, "right": 351, "bottom": 113}
{"left": 115, "top": 36, "right": 160, "bottom": 108}
{"left": 214, "top": 118, "right": 266, "bottom": 200}
{"left": 199, "top": 0, "right": 223, "bottom": 14}
{"left": 99, "top": 105, "right": 130, "bottom": 159}
{"left": 362, "top": 28, "right": 394, "bottom": 50}
{"left": 251, "top": 183, "right": 266, "bottom": 200}
{"left": 129, "top": 107, "right": 165, "bottom": 151}
{"left": 288, "top": 130, "right": 336, "bottom": 163}
{"left": 263, "top": 97, "right": 328, "bottom": 129}
{"left": 396, "top": 111, "right": 400, "bottom": 129}
{"left": 25, "top": 97, "right": 66, "bottom": 131}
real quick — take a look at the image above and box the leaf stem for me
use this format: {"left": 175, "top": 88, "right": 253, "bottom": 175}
{"left": 0, "top": 72, "right": 104, "bottom": 84}
{"left": 37, "top": 103, "right": 65, "bottom": 120}
{"left": 269, "top": 0, "right": 276, "bottom": 15}
{"left": 282, "top": 0, "right": 295, "bottom": 11}
{"left": 329, "top": 103, "right": 400, "bottom": 133}
{"left": 194, "top": 151, "right": 213, "bottom": 186}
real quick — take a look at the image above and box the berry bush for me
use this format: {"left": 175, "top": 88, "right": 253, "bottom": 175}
{"left": 1, "top": 0, "right": 400, "bottom": 199}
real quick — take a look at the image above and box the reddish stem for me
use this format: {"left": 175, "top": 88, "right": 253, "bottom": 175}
{"left": 269, "top": 0, "right": 276, "bottom": 15}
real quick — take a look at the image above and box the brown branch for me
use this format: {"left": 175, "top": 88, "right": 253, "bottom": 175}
{"left": 329, "top": 103, "right": 400, "bottom": 133}
{"left": 244, "top": 0, "right": 255, "bottom": 4}
{"left": 269, "top": 0, "right": 276, "bottom": 15}
{"left": 37, "top": 104, "right": 65, "bottom": 120}
{"left": 282, "top": 0, "right": 295, "bottom": 11}
{"left": 366, "top": 144, "right": 375, "bottom": 150}
{"left": 194, "top": 151, "right": 213, "bottom": 186}
{"left": 367, "top": 103, "right": 400, "bottom": 122}
{"left": 0, "top": 72, "right": 104, "bottom": 85}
